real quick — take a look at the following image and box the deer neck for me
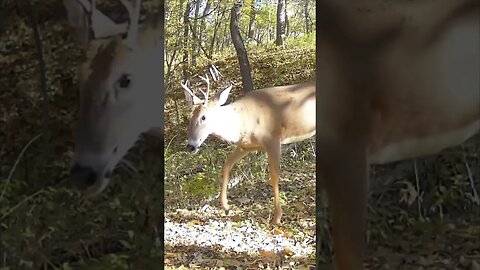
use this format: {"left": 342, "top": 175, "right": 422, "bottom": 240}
{"left": 210, "top": 104, "right": 241, "bottom": 143}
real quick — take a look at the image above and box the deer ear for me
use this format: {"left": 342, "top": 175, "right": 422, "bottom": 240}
{"left": 214, "top": 85, "right": 233, "bottom": 106}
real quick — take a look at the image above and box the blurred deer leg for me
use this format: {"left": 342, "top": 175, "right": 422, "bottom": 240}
{"left": 319, "top": 142, "right": 368, "bottom": 270}
{"left": 266, "top": 140, "right": 282, "bottom": 224}
{"left": 220, "top": 146, "right": 251, "bottom": 211}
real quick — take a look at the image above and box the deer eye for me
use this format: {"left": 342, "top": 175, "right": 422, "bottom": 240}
{"left": 116, "top": 74, "right": 132, "bottom": 89}
{"left": 201, "top": 115, "right": 206, "bottom": 121}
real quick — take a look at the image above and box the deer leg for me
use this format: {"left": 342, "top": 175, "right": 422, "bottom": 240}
{"left": 318, "top": 142, "right": 368, "bottom": 270}
{"left": 220, "top": 146, "right": 250, "bottom": 211}
{"left": 266, "top": 141, "right": 282, "bottom": 224}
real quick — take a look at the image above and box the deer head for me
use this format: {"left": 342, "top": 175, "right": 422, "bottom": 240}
{"left": 181, "top": 66, "right": 233, "bottom": 153}
{"left": 65, "top": 0, "right": 164, "bottom": 194}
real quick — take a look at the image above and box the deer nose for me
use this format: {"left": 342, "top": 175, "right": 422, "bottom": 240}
{"left": 70, "top": 163, "right": 97, "bottom": 189}
{"left": 186, "top": 144, "right": 196, "bottom": 152}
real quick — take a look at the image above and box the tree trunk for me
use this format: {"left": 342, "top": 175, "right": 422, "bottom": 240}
{"left": 275, "top": 0, "right": 285, "bottom": 46}
{"left": 304, "top": 0, "right": 310, "bottom": 34}
{"left": 220, "top": 12, "right": 229, "bottom": 51}
{"left": 182, "top": 0, "right": 192, "bottom": 81}
{"left": 247, "top": 1, "right": 256, "bottom": 40}
{"left": 191, "top": 0, "right": 201, "bottom": 65}
{"left": 284, "top": 0, "right": 289, "bottom": 37}
{"left": 230, "top": 1, "right": 253, "bottom": 93}
{"left": 210, "top": 7, "right": 225, "bottom": 56}
{"left": 198, "top": 0, "right": 211, "bottom": 54}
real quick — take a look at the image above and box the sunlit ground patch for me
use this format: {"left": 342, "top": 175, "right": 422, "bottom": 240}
{"left": 165, "top": 218, "right": 315, "bottom": 257}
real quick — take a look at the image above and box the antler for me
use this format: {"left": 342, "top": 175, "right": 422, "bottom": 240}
{"left": 208, "top": 64, "right": 222, "bottom": 82}
{"left": 63, "top": 0, "right": 142, "bottom": 48}
{"left": 198, "top": 74, "right": 211, "bottom": 105}
{"left": 181, "top": 66, "right": 227, "bottom": 107}
{"left": 119, "top": 0, "right": 142, "bottom": 48}
{"left": 63, "top": 0, "right": 124, "bottom": 47}
{"left": 181, "top": 80, "right": 204, "bottom": 107}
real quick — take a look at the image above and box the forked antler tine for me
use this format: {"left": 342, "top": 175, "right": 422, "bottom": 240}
{"left": 180, "top": 81, "right": 203, "bottom": 105}
{"left": 63, "top": 0, "right": 128, "bottom": 46}
{"left": 119, "top": 0, "right": 142, "bottom": 46}
{"left": 90, "top": 0, "right": 129, "bottom": 37}
{"left": 209, "top": 65, "right": 222, "bottom": 81}
{"left": 199, "top": 74, "right": 211, "bottom": 105}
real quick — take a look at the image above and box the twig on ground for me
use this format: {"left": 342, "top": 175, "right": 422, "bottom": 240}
{"left": 0, "top": 189, "right": 46, "bottom": 220}
{"left": 414, "top": 159, "right": 423, "bottom": 220}
{"left": 462, "top": 151, "right": 479, "bottom": 205}
{"left": 0, "top": 133, "right": 43, "bottom": 201}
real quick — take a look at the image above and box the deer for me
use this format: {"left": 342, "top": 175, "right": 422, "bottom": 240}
{"left": 181, "top": 69, "right": 315, "bottom": 225}
{"left": 63, "top": 0, "right": 164, "bottom": 194}
{"left": 316, "top": 0, "right": 479, "bottom": 269}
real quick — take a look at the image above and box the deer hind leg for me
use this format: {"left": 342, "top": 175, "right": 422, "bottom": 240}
{"left": 220, "top": 146, "right": 251, "bottom": 212}
{"left": 266, "top": 141, "right": 282, "bottom": 224}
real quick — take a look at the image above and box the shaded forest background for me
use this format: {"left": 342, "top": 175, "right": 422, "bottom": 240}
{"left": 0, "top": 0, "right": 479, "bottom": 269}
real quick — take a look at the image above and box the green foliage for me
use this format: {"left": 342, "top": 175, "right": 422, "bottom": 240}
{"left": 284, "top": 32, "right": 315, "bottom": 48}
{"left": 165, "top": 0, "right": 317, "bottom": 86}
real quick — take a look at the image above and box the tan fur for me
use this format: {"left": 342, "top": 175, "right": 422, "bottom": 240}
{"left": 317, "top": 0, "right": 479, "bottom": 269}
{"left": 185, "top": 81, "right": 315, "bottom": 224}
{"left": 232, "top": 82, "right": 316, "bottom": 146}
{"left": 67, "top": 0, "right": 164, "bottom": 193}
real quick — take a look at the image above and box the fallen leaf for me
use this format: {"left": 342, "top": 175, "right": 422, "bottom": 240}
{"left": 273, "top": 227, "right": 284, "bottom": 235}
{"left": 259, "top": 250, "right": 277, "bottom": 258}
{"left": 187, "top": 220, "right": 201, "bottom": 227}
{"left": 282, "top": 247, "right": 294, "bottom": 256}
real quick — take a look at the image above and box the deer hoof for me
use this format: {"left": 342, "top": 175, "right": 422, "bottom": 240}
{"left": 222, "top": 203, "right": 231, "bottom": 211}
{"left": 272, "top": 213, "right": 282, "bottom": 224}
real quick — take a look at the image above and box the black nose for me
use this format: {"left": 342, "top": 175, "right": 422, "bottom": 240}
{"left": 186, "top": 144, "right": 196, "bottom": 152}
{"left": 70, "top": 163, "right": 97, "bottom": 189}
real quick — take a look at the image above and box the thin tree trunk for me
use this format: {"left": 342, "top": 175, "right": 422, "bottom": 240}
{"left": 182, "top": 0, "right": 192, "bottom": 81}
{"left": 220, "top": 14, "right": 229, "bottom": 51}
{"left": 304, "top": 0, "right": 310, "bottom": 34}
{"left": 191, "top": 0, "right": 201, "bottom": 66}
{"left": 210, "top": 7, "right": 225, "bottom": 56}
{"left": 230, "top": 1, "right": 253, "bottom": 93}
{"left": 285, "top": 0, "right": 289, "bottom": 37}
{"left": 247, "top": 1, "right": 256, "bottom": 40}
{"left": 275, "top": 0, "right": 285, "bottom": 46}
{"left": 198, "top": 0, "right": 211, "bottom": 55}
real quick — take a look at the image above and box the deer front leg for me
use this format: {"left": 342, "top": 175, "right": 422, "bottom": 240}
{"left": 318, "top": 142, "right": 368, "bottom": 270}
{"left": 266, "top": 141, "right": 282, "bottom": 224}
{"left": 220, "top": 146, "right": 250, "bottom": 212}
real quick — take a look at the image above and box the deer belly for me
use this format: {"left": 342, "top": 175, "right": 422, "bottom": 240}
{"left": 281, "top": 130, "right": 316, "bottom": 144}
{"left": 280, "top": 95, "right": 316, "bottom": 144}
{"left": 370, "top": 120, "right": 480, "bottom": 164}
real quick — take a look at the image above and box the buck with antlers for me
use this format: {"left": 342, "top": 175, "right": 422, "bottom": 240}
{"left": 64, "top": 0, "right": 164, "bottom": 193}
{"left": 317, "top": 0, "right": 479, "bottom": 269}
{"left": 181, "top": 68, "right": 315, "bottom": 224}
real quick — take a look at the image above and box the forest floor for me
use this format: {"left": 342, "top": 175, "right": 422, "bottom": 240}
{"left": 164, "top": 145, "right": 316, "bottom": 269}
{"left": 163, "top": 129, "right": 316, "bottom": 269}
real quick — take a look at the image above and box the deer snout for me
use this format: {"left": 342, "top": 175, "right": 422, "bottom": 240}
{"left": 70, "top": 163, "right": 98, "bottom": 190}
{"left": 186, "top": 144, "right": 196, "bottom": 152}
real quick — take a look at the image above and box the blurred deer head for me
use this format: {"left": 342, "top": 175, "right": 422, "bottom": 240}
{"left": 64, "top": 0, "right": 164, "bottom": 194}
